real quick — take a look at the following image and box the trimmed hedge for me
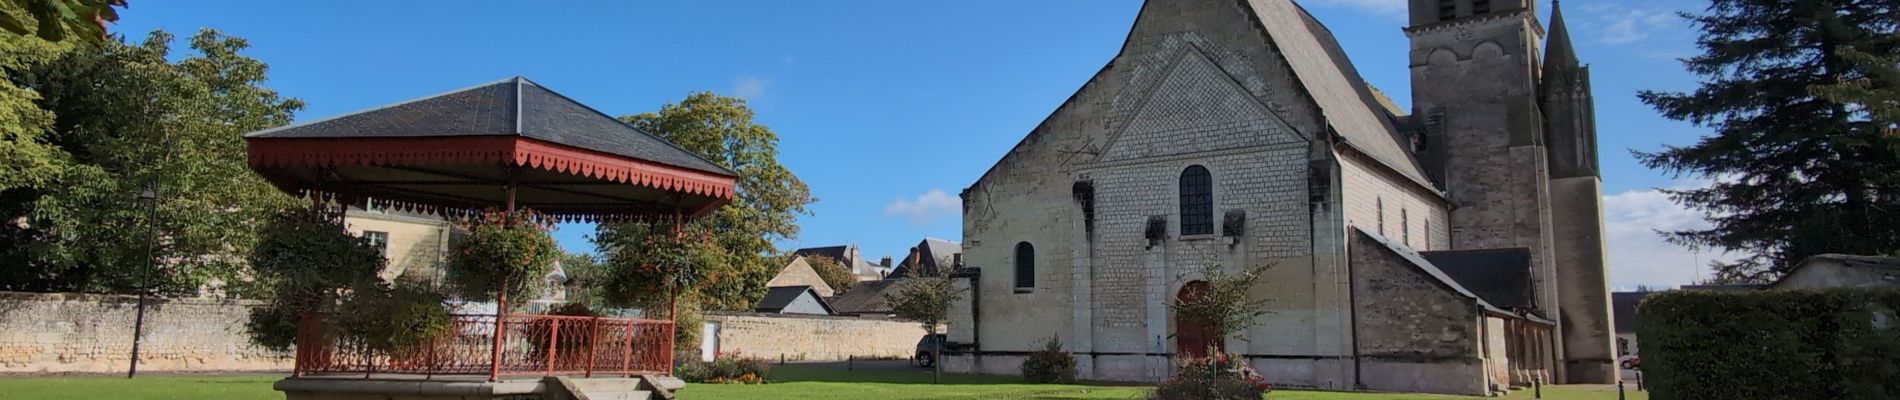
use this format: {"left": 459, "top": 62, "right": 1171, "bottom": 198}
{"left": 1636, "top": 288, "right": 1900, "bottom": 400}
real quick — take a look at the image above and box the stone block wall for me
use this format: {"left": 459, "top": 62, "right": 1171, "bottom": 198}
{"left": 702, "top": 312, "right": 926, "bottom": 361}
{"left": 0, "top": 291, "right": 290, "bottom": 373}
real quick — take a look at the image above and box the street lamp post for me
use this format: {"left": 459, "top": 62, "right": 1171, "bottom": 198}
{"left": 128, "top": 182, "right": 159, "bottom": 379}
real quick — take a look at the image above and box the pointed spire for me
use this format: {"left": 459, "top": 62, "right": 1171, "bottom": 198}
{"left": 1543, "top": 0, "right": 1581, "bottom": 90}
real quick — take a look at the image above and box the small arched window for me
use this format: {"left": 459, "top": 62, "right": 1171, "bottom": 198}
{"left": 1180, "top": 166, "right": 1213, "bottom": 236}
{"left": 1014, "top": 242, "right": 1036, "bottom": 289}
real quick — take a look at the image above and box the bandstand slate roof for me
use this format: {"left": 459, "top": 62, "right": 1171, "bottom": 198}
{"left": 246, "top": 76, "right": 731, "bottom": 176}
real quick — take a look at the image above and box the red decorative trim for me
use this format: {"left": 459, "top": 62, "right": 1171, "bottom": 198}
{"left": 247, "top": 135, "right": 735, "bottom": 200}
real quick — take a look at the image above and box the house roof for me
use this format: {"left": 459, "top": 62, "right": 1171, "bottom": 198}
{"left": 826, "top": 279, "right": 911, "bottom": 315}
{"left": 1421, "top": 248, "right": 1536, "bottom": 311}
{"left": 891, "top": 238, "right": 961, "bottom": 279}
{"left": 793, "top": 246, "right": 850, "bottom": 262}
{"left": 756, "top": 285, "right": 834, "bottom": 315}
{"left": 1611, "top": 291, "right": 1650, "bottom": 333}
{"left": 1253, "top": 0, "right": 1434, "bottom": 187}
{"left": 246, "top": 76, "right": 731, "bottom": 176}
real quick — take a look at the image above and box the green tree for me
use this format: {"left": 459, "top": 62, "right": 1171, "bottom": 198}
{"left": 1637, "top": 0, "right": 1900, "bottom": 282}
{"left": 243, "top": 206, "right": 385, "bottom": 351}
{"left": 595, "top": 219, "right": 722, "bottom": 351}
{"left": 0, "top": 29, "right": 301, "bottom": 294}
{"left": 602, "top": 92, "right": 814, "bottom": 310}
{"left": 444, "top": 210, "right": 561, "bottom": 306}
{"left": 802, "top": 254, "right": 858, "bottom": 295}
{"left": 0, "top": 0, "right": 126, "bottom": 44}
{"left": 558, "top": 251, "right": 604, "bottom": 308}
{"left": 884, "top": 268, "right": 963, "bottom": 383}
{"left": 1169, "top": 263, "right": 1272, "bottom": 342}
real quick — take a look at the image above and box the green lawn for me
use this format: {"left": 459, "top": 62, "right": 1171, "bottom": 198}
{"left": 0, "top": 367, "right": 1645, "bottom": 400}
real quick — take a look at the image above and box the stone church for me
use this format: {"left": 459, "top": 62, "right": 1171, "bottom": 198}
{"left": 944, "top": 0, "right": 1613, "bottom": 395}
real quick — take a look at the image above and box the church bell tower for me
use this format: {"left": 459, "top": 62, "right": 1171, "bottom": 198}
{"left": 1405, "top": 0, "right": 1616, "bottom": 383}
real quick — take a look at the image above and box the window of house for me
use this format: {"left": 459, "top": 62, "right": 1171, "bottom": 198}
{"left": 1376, "top": 197, "right": 1386, "bottom": 236}
{"left": 1402, "top": 208, "right": 1411, "bottom": 246}
{"left": 1438, "top": 0, "right": 1457, "bottom": 20}
{"left": 1473, "top": 0, "right": 1491, "bottom": 14}
{"left": 364, "top": 231, "right": 390, "bottom": 257}
{"left": 1180, "top": 166, "right": 1213, "bottom": 236}
{"left": 1014, "top": 242, "right": 1035, "bottom": 290}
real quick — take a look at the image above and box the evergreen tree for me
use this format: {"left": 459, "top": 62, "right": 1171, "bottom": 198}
{"left": 1638, "top": 0, "right": 1900, "bottom": 282}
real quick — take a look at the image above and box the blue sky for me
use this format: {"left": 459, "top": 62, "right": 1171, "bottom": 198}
{"left": 119, "top": 0, "right": 1725, "bottom": 289}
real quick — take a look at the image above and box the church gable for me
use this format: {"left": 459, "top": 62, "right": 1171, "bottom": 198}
{"left": 1097, "top": 49, "right": 1306, "bottom": 163}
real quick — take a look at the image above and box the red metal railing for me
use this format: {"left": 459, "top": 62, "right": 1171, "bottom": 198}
{"left": 292, "top": 313, "right": 675, "bottom": 380}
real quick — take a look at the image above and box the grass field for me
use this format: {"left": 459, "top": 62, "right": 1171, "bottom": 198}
{"left": 0, "top": 366, "right": 1645, "bottom": 400}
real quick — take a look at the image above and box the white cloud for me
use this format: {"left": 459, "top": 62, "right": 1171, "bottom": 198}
{"left": 883, "top": 189, "right": 961, "bottom": 227}
{"left": 1297, "top": 0, "right": 1406, "bottom": 16}
{"left": 733, "top": 75, "right": 768, "bottom": 100}
{"left": 1602, "top": 182, "right": 1741, "bottom": 289}
{"left": 1596, "top": 9, "right": 1676, "bottom": 45}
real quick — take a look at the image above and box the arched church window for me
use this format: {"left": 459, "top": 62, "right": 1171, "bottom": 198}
{"left": 1376, "top": 197, "right": 1386, "bottom": 236}
{"left": 1402, "top": 208, "right": 1411, "bottom": 246}
{"left": 1180, "top": 166, "right": 1213, "bottom": 236}
{"left": 1014, "top": 242, "right": 1035, "bottom": 289}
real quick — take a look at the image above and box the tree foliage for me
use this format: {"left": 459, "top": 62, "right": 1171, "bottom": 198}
{"left": 802, "top": 254, "right": 859, "bottom": 295}
{"left": 444, "top": 210, "right": 561, "bottom": 305}
{"left": 0, "top": 29, "right": 301, "bottom": 295}
{"left": 1170, "top": 263, "right": 1272, "bottom": 341}
{"left": 884, "top": 269, "right": 962, "bottom": 334}
{"left": 243, "top": 206, "right": 385, "bottom": 351}
{"left": 594, "top": 219, "right": 724, "bottom": 310}
{"left": 0, "top": 0, "right": 126, "bottom": 44}
{"left": 604, "top": 92, "right": 814, "bottom": 310}
{"left": 1636, "top": 0, "right": 1900, "bottom": 282}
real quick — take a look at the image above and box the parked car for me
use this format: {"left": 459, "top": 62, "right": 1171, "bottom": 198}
{"left": 1619, "top": 354, "right": 1642, "bottom": 370}
{"left": 913, "top": 333, "right": 947, "bottom": 368}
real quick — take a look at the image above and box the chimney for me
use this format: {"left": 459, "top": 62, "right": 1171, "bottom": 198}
{"left": 952, "top": 253, "right": 963, "bottom": 269}
{"left": 906, "top": 247, "right": 922, "bottom": 268}
{"left": 880, "top": 256, "right": 893, "bottom": 268}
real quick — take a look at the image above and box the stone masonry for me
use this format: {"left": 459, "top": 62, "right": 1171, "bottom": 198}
{"left": 0, "top": 291, "right": 291, "bottom": 373}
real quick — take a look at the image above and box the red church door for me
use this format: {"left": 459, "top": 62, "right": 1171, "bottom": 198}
{"left": 1175, "top": 281, "right": 1221, "bottom": 358}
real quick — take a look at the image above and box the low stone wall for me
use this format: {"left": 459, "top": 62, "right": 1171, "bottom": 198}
{"left": 0, "top": 291, "right": 290, "bottom": 373}
{"left": 703, "top": 312, "right": 926, "bottom": 361}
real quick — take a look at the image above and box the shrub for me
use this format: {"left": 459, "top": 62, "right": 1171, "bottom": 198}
{"left": 331, "top": 281, "right": 452, "bottom": 355}
{"left": 1638, "top": 289, "right": 1900, "bottom": 400}
{"left": 1149, "top": 351, "right": 1270, "bottom": 400}
{"left": 1021, "top": 336, "right": 1077, "bottom": 383}
{"left": 675, "top": 352, "right": 772, "bottom": 384}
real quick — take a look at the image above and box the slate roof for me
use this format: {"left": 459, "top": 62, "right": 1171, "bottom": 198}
{"left": 1351, "top": 227, "right": 1547, "bottom": 322}
{"left": 826, "top": 279, "right": 910, "bottom": 316}
{"left": 756, "top": 285, "right": 834, "bottom": 315}
{"left": 1421, "top": 248, "right": 1536, "bottom": 311}
{"left": 793, "top": 246, "right": 850, "bottom": 262}
{"left": 246, "top": 76, "right": 731, "bottom": 176}
{"left": 1611, "top": 291, "right": 1651, "bottom": 333}
{"left": 1250, "top": 0, "right": 1434, "bottom": 187}
{"left": 890, "top": 238, "right": 962, "bottom": 279}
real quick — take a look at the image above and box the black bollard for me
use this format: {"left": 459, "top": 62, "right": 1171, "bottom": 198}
{"left": 1618, "top": 380, "right": 1627, "bottom": 400}
{"left": 1638, "top": 371, "right": 1646, "bottom": 391}
{"left": 1534, "top": 379, "right": 1542, "bottom": 399}
{"left": 848, "top": 355, "right": 854, "bottom": 371}
{"left": 780, "top": 354, "right": 786, "bottom": 365}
